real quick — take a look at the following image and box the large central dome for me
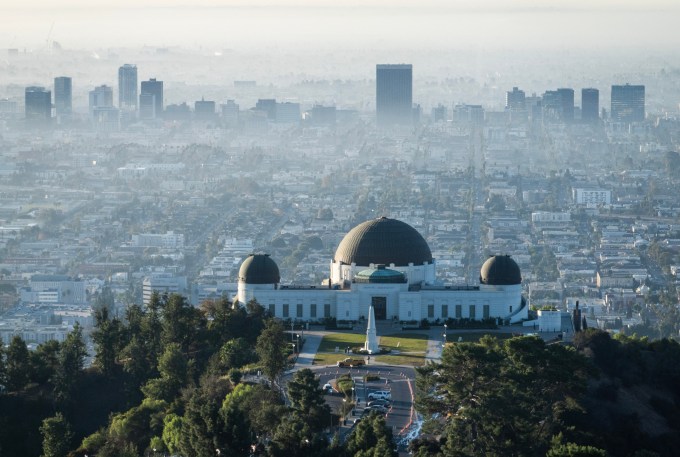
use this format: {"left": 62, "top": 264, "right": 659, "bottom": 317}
{"left": 334, "top": 217, "right": 433, "bottom": 266}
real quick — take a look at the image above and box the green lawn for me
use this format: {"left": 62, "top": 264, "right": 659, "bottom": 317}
{"left": 446, "top": 332, "right": 515, "bottom": 343}
{"left": 316, "top": 333, "right": 365, "bottom": 352}
{"left": 313, "top": 332, "right": 429, "bottom": 366}
{"left": 379, "top": 333, "right": 428, "bottom": 353}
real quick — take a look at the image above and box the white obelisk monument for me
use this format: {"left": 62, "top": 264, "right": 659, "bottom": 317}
{"left": 364, "top": 304, "right": 379, "bottom": 354}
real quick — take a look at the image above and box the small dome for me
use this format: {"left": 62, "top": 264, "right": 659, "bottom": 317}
{"left": 238, "top": 254, "right": 280, "bottom": 284}
{"left": 354, "top": 265, "right": 407, "bottom": 284}
{"left": 480, "top": 255, "right": 522, "bottom": 286}
{"left": 334, "top": 217, "right": 432, "bottom": 266}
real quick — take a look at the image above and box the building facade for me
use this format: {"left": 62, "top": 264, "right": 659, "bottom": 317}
{"left": 25, "top": 86, "right": 51, "bottom": 125}
{"left": 611, "top": 84, "right": 645, "bottom": 123}
{"left": 118, "top": 64, "right": 138, "bottom": 110}
{"left": 54, "top": 76, "right": 72, "bottom": 117}
{"left": 376, "top": 64, "right": 413, "bottom": 128}
{"left": 237, "top": 217, "right": 527, "bottom": 324}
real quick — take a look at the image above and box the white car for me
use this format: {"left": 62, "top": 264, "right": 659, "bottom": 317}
{"left": 367, "top": 390, "right": 391, "bottom": 401}
{"left": 322, "top": 383, "right": 334, "bottom": 393}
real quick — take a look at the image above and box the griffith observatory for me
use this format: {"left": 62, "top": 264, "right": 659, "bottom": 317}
{"left": 236, "top": 217, "right": 527, "bottom": 323}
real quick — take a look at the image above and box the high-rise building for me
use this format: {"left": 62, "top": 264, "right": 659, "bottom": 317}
{"left": 88, "top": 85, "right": 113, "bottom": 115}
{"left": 557, "top": 88, "right": 574, "bottom": 122}
{"left": 118, "top": 64, "right": 138, "bottom": 110}
{"left": 611, "top": 84, "right": 645, "bottom": 123}
{"left": 194, "top": 98, "right": 216, "bottom": 121}
{"left": 25, "top": 86, "right": 51, "bottom": 125}
{"left": 376, "top": 64, "right": 413, "bottom": 127}
{"left": 221, "top": 100, "right": 240, "bottom": 126}
{"left": 542, "top": 88, "right": 574, "bottom": 123}
{"left": 255, "top": 99, "right": 276, "bottom": 119}
{"left": 581, "top": 88, "right": 599, "bottom": 123}
{"left": 139, "top": 93, "right": 156, "bottom": 120}
{"left": 140, "top": 78, "right": 163, "bottom": 118}
{"left": 54, "top": 77, "right": 72, "bottom": 117}
{"left": 506, "top": 87, "right": 526, "bottom": 112}
{"left": 275, "top": 102, "right": 301, "bottom": 124}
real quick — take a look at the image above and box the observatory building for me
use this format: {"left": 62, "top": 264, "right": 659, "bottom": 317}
{"left": 237, "top": 217, "right": 527, "bottom": 323}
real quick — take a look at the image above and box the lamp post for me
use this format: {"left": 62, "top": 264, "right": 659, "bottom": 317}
{"left": 443, "top": 323, "right": 448, "bottom": 347}
{"left": 296, "top": 333, "right": 300, "bottom": 353}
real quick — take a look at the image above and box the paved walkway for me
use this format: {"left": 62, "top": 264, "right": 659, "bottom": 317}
{"left": 293, "top": 331, "right": 325, "bottom": 369}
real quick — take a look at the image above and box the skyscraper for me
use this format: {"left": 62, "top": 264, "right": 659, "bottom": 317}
{"left": 506, "top": 87, "right": 526, "bottom": 112}
{"left": 542, "top": 88, "right": 574, "bottom": 123}
{"left": 118, "top": 64, "right": 138, "bottom": 110}
{"left": 557, "top": 88, "right": 574, "bottom": 122}
{"left": 140, "top": 78, "right": 163, "bottom": 118}
{"left": 581, "top": 88, "right": 599, "bottom": 123}
{"left": 89, "top": 85, "right": 113, "bottom": 115}
{"left": 611, "top": 84, "right": 645, "bottom": 123}
{"left": 25, "top": 86, "right": 51, "bottom": 125}
{"left": 376, "top": 64, "right": 413, "bottom": 127}
{"left": 54, "top": 77, "right": 72, "bottom": 117}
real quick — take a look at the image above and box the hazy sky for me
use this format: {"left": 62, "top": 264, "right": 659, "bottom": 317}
{"left": 2, "top": 0, "right": 679, "bottom": 50}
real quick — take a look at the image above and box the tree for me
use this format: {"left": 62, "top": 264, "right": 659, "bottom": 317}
{"left": 256, "top": 319, "right": 288, "bottom": 388}
{"left": 345, "top": 412, "right": 397, "bottom": 457}
{"left": 92, "top": 307, "right": 126, "bottom": 377}
{"left": 287, "top": 368, "right": 331, "bottom": 432}
{"left": 417, "top": 336, "right": 589, "bottom": 457}
{"left": 142, "top": 343, "right": 188, "bottom": 402}
{"left": 31, "top": 340, "right": 61, "bottom": 384}
{"left": 267, "top": 414, "right": 328, "bottom": 457}
{"left": 547, "top": 442, "right": 607, "bottom": 457}
{"left": 220, "top": 337, "right": 255, "bottom": 370}
{"left": 40, "top": 413, "right": 73, "bottom": 457}
{"left": 54, "top": 323, "right": 87, "bottom": 404}
{"left": 5, "top": 335, "right": 31, "bottom": 391}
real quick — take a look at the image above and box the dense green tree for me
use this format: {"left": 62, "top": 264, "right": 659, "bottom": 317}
{"left": 39, "top": 413, "right": 73, "bottom": 457}
{"left": 287, "top": 368, "right": 331, "bottom": 432}
{"left": 54, "top": 323, "right": 87, "bottom": 405}
{"left": 547, "top": 442, "right": 607, "bottom": 457}
{"left": 106, "top": 398, "right": 167, "bottom": 452}
{"left": 267, "top": 414, "right": 328, "bottom": 457}
{"left": 345, "top": 412, "right": 397, "bottom": 457}
{"left": 219, "top": 387, "right": 252, "bottom": 456}
{"left": 256, "top": 319, "right": 288, "bottom": 389}
{"left": 219, "top": 337, "right": 254, "bottom": 369}
{"left": 92, "top": 307, "right": 126, "bottom": 377}
{"left": 6, "top": 335, "right": 31, "bottom": 391}
{"left": 177, "top": 378, "right": 231, "bottom": 457}
{"left": 417, "top": 336, "right": 589, "bottom": 457}
{"left": 141, "top": 343, "right": 188, "bottom": 402}
{"left": 30, "top": 340, "right": 61, "bottom": 385}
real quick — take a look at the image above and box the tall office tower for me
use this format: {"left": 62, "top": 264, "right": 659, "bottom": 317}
{"left": 506, "top": 87, "right": 526, "bottom": 111}
{"left": 611, "top": 84, "right": 645, "bottom": 123}
{"left": 139, "top": 93, "right": 156, "bottom": 119}
{"left": 221, "top": 100, "right": 240, "bottom": 126}
{"left": 194, "top": 98, "right": 216, "bottom": 121}
{"left": 25, "top": 86, "right": 51, "bottom": 125}
{"left": 431, "top": 104, "right": 447, "bottom": 123}
{"left": 376, "top": 64, "right": 413, "bottom": 127}
{"left": 542, "top": 89, "right": 574, "bottom": 122}
{"left": 54, "top": 76, "right": 72, "bottom": 117}
{"left": 556, "top": 88, "right": 574, "bottom": 122}
{"left": 88, "top": 85, "right": 113, "bottom": 115}
{"left": 118, "top": 64, "right": 138, "bottom": 110}
{"left": 140, "top": 78, "right": 163, "bottom": 117}
{"left": 581, "top": 88, "right": 599, "bottom": 123}
{"left": 255, "top": 99, "right": 277, "bottom": 119}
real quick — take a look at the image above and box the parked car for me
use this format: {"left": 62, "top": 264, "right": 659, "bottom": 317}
{"left": 367, "top": 390, "right": 391, "bottom": 401}
{"left": 367, "top": 399, "right": 391, "bottom": 408}
{"left": 363, "top": 405, "right": 388, "bottom": 414}
{"left": 337, "top": 357, "right": 365, "bottom": 368}
{"left": 322, "top": 383, "right": 335, "bottom": 394}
